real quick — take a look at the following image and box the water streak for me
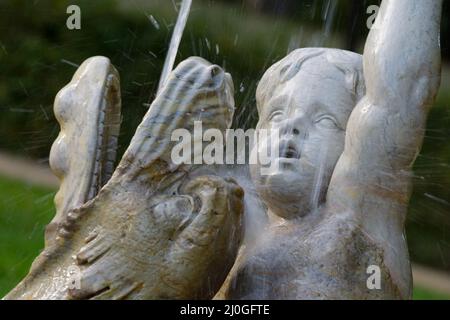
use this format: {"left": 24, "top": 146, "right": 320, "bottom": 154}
{"left": 157, "top": 0, "right": 193, "bottom": 94}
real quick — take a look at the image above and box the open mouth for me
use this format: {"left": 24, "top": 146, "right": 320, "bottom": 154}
{"left": 279, "top": 141, "right": 300, "bottom": 160}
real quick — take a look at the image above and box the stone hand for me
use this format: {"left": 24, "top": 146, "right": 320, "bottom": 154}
{"left": 66, "top": 175, "right": 243, "bottom": 300}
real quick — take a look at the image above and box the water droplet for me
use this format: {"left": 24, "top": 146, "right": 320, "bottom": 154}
{"left": 147, "top": 14, "right": 160, "bottom": 30}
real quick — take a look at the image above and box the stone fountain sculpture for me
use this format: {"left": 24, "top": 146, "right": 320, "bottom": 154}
{"left": 5, "top": 57, "right": 243, "bottom": 299}
{"left": 4, "top": 0, "right": 443, "bottom": 300}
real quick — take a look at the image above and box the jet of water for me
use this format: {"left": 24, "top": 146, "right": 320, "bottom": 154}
{"left": 157, "top": 0, "right": 193, "bottom": 95}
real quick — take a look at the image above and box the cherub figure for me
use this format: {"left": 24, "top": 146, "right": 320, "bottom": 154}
{"left": 225, "top": 0, "right": 443, "bottom": 299}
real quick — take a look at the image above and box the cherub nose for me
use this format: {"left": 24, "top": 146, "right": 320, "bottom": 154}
{"left": 279, "top": 114, "right": 307, "bottom": 138}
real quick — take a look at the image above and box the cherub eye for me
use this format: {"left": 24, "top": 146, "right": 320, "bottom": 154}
{"left": 315, "top": 115, "right": 339, "bottom": 129}
{"left": 268, "top": 110, "right": 284, "bottom": 122}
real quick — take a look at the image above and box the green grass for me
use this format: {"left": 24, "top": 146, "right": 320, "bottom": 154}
{"left": 0, "top": 175, "right": 55, "bottom": 298}
{"left": 413, "top": 286, "right": 450, "bottom": 300}
{"left": 0, "top": 175, "right": 449, "bottom": 300}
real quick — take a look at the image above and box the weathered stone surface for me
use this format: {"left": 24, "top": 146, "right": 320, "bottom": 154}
{"left": 5, "top": 57, "right": 243, "bottom": 300}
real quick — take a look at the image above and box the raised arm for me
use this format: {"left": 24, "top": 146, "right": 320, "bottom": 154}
{"left": 329, "top": 0, "right": 442, "bottom": 206}
{"left": 365, "top": 0, "right": 442, "bottom": 113}
{"left": 327, "top": 0, "right": 442, "bottom": 296}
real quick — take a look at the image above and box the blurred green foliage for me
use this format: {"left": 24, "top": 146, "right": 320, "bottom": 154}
{"left": 413, "top": 286, "right": 450, "bottom": 300}
{"left": 0, "top": 0, "right": 449, "bottom": 276}
{"left": 0, "top": 175, "right": 55, "bottom": 297}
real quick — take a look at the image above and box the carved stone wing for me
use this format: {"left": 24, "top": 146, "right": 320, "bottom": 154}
{"left": 5, "top": 57, "right": 243, "bottom": 300}
{"left": 46, "top": 56, "right": 121, "bottom": 247}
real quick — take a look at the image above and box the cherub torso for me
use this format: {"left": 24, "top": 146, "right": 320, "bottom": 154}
{"left": 226, "top": 208, "right": 405, "bottom": 300}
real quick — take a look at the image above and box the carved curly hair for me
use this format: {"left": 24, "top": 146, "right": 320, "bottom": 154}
{"left": 256, "top": 48, "right": 366, "bottom": 114}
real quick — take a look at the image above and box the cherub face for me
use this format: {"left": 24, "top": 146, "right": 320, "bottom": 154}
{"left": 250, "top": 60, "right": 356, "bottom": 219}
